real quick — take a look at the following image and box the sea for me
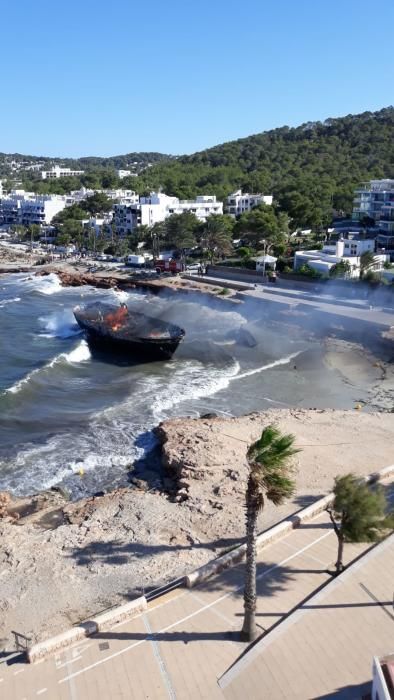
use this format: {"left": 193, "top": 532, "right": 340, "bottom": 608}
{"left": 0, "top": 272, "right": 349, "bottom": 499}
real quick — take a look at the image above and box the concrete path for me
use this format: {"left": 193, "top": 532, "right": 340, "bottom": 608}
{"left": 220, "top": 533, "right": 394, "bottom": 699}
{"left": 245, "top": 285, "right": 394, "bottom": 328}
{"left": 2, "top": 480, "right": 393, "bottom": 700}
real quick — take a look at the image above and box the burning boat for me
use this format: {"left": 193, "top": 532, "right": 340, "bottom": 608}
{"left": 73, "top": 302, "right": 185, "bottom": 361}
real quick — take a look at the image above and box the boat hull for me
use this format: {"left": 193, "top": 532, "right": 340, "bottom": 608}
{"left": 74, "top": 303, "right": 184, "bottom": 362}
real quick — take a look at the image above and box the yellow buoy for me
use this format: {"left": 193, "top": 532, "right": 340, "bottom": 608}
{"left": 78, "top": 468, "right": 85, "bottom": 476}
{"left": 354, "top": 404, "right": 363, "bottom": 410}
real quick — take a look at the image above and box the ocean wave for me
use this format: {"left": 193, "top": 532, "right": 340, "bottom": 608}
{"left": 4, "top": 340, "right": 91, "bottom": 394}
{"left": 64, "top": 340, "right": 91, "bottom": 363}
{"left": 112, "top": 289, "right": 130, "bottom": 302}
{"left": 234, "top": 351, "right": 301, "bottom": 380}
{"left": 0, "top": 297, "right": 21, "bottom": 308}
{"left": 150, "top": 359, "right": 241, "bottom": 421}
{"left": 18, "top": 272, "right": 62, "bottom": 295}
{"left": 39, "top": 309, "right": 81, "bottom": 339}
{"left": 0, "top": 424, "right": 142, "bottom": 497}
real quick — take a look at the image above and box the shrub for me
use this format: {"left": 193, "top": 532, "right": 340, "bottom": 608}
{"left": 298, "top": 263, "right": 322, "bottom": 279}
{"left": 237, "top": 246, "right": 252, "bottom": 259}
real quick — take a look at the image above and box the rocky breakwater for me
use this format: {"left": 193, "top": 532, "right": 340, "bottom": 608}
{"left": 35, "top": 268, "right": 123, "bottom": 289}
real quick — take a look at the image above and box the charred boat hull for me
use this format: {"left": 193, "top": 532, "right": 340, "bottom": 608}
{"left": 74, "top": 303, "right": 185, "bottom": 362}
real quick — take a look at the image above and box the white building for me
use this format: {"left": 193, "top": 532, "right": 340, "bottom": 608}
{"left": 117, "top": 170, "right": 136, "bottom": 179}
{"left": 83, "top": 215, "right": 113, "bottom": 237}
{"left": 0, "top": 190, "right": 68, "bottom": 226}
{"left": 226, "top": 189, "right": 273, "bottom": 217}
{"left": 41, "top": 166, "right": 85, "bottom": 180}
{"left": 294, "top": 239, "right": 388, "bottom": 278}
{"left": 170, "top": 195, "right": 223, "bottom": 218}
{"left": 114, "top": 192, "right": 223, "bottom": 235}
{"left": 104, "top": 189, "right": 139, "bottom": 203}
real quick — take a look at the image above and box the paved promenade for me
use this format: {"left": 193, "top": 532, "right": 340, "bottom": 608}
{"left": 220, "top": 533, "right": 394, "bottom": 699}
{"left": 2, "top": 481, "right": 393, "bottom": 700}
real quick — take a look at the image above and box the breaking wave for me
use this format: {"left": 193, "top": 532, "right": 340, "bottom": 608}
{"left": 39, "top": 309, "right": 81, "bottom": 338}
{"left": 0, "top": 297, "right": 21, "bottom": 308}
{"left": 4, "top": 340, "right": 91, "bottom": 395}
{"left": 234, "top": 352, "right": 301, "bottom": 380}
{"left": 19, "top": 272, "right": 62, "bottom": 295}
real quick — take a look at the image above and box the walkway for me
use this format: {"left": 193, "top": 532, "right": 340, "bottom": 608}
{"left": 2, "top": 482, "right": 393, "bottom": 699}
{"left": 220, "top": 533, "right": 394, "bottom": 699}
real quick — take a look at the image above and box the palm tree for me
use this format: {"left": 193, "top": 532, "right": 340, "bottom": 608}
{"left": 359, "top": 250, "right": 376, "bottom": 278}
{"left": 241, "top": 425, "right": 299, "bottom": 642}
{"left": 199, "top": 215, "right": 233, "bottom": 262}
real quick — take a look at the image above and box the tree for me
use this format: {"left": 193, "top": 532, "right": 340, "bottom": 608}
{"left": 27, "top": 224, "right": 41, "bottom": 245}
{"left": 359, "top": 250, "right": 376, "bottom": 278}
{"left": 164, "top": 212, "right": 199, "bottom": 251}
{"left": 56, "top": 219, "right": 84, "bottom": 245}
{"left": 83, "top": 193, "right": 113, "bottom": 215}
{"left": 235, "top": 204, "right": 280, "bottom": 251}
{"left": 241, "top": 425, "right": 299, "bottom": 642}
{"left": 197, "top": 214, "right": 233, "bottom": 261}
{"left": 327, "top": 474, "right": 393, "bottom": 575}
{"left": 330, "top": 259, "right": 351, "bottom": 278}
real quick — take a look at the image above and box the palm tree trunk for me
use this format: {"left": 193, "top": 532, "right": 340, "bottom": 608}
{"left": 241, "top": 477, "right": 259, "bottom": 642}
{"left": 335, "top": 535, "right": 345, "bottom": 575}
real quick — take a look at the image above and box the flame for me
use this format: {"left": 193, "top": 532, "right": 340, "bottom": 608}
{"left": 105, "top": 306, "right": 128, "bottom": 331}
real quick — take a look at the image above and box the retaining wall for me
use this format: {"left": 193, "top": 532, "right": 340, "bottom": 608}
{"left": 28, "top": 596, "right": 147, "bottom": 663}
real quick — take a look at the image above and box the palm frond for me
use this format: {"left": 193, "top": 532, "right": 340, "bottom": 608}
{"left": 246, "top": 424, "right": 299, "bottom": 505}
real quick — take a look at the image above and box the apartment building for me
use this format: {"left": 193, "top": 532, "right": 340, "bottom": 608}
{"left": 0, "top": 190, "right": 68, "bottom": 226}
{"left": 41, "top": 166, "right": 85, "bottom": 180}
{"left": 352, "top": 179, "right": 394, "bottom": 259}
{"left": 352, "top": 179, "right": 394, "bottom": 222}
{"left": 226, "top": 189, "right": 273, "bottom": 216}
{"left": 114, "top": 192, "right": 223, "bottom": 235}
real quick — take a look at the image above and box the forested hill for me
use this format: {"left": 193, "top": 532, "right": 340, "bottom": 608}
{"left": 136, "top": 106, "right": 394, "bottom": 226}
{"left": 0, "top": 151, "right": 172, "bottom": 177}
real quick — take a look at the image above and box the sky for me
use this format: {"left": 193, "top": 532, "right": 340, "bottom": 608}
{"left": 1, "top": 0, "right": 393, "bottom": 158}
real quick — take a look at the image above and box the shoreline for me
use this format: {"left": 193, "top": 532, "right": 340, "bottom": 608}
{"left": 1, "top": 262, "right": 393, "bottom": 649}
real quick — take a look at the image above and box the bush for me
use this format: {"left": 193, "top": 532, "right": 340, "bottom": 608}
{"left": 237, "top": 246, "right": 252, "bottom": 259}
{"left": 218, "top": 287, "right": 230, "bottom": 295}
{"left": 363, "top": 270, "right": 380, "bottom": 284}
{"left": 298, "top": 263, "right": 322, "bottom": 279}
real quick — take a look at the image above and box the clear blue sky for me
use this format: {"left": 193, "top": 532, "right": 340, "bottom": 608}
{"left": 1, "top": 0, "right": 393, "bottom": 158}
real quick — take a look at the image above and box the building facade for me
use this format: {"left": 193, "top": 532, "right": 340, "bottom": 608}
{"left": 41, "top": 166, "right": 85, "bottom": 180}
{"left": 0, "top": 190, "right": 68, "bottom": 226}
{"left": 294, "top": 238, "right": 388, "bottom": 278}
{"left": 117, "top": 170, "right": 137, "bottom": 179}
{"left": 226, "top": 189, "right": 273, "bottom": 216}
{"left": 114, "top": 192, "right": 223, "bottom": 235}
{"left": 352, "top": 179, "right": 394, "bottom": 222}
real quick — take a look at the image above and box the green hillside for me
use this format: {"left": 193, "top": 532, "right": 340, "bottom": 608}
{"left": 135, "top": 106, "right": 394, "bottom": 227}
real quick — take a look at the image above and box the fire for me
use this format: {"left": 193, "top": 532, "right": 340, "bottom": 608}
{"left": 105, "top": 306, "right": 128, "bottom": 331}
